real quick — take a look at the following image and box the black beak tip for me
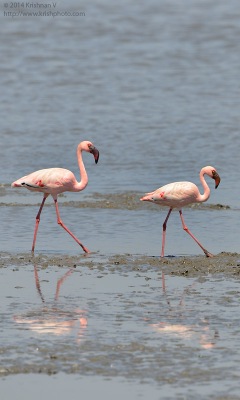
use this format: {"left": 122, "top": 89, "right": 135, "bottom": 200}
{"left": 215, "top": 179, "right": 220, "bottom": 189}
{"left": 94, "top": 150, "right": 99, "bottom": 164}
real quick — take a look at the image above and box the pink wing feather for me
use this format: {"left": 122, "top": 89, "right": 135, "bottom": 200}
{"left": 11, "top": 168, "right": 77, "bottom": 194}
{"left": 142, "top": 181, "right": 199, "bottom": 208}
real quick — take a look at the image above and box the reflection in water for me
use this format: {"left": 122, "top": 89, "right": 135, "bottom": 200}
{"left": 14, "top": 266, "right": 87, "bottom": 342}
{"left": 149, "top": 272, "right": 219, "bottom": 349}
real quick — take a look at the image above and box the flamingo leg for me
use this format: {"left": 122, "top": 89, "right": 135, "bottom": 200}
{"left": 179, "top": 210, "right": 213, "bottom": 258}
{"left": 161, "top": 208, "right": 172, "bottom": 257}
{"left": 32, "top": 194, "right": 49, "bottom": 253}
{"left": 54, "top": 199, "right": 90, "bottom": 254}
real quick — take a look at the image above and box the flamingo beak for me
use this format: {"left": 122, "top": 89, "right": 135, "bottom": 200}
{"left": 90, "top": 146, "right": 99, "bottom": 164}
{"left": 213, "top": 172, "right": 221, "bottom": 189}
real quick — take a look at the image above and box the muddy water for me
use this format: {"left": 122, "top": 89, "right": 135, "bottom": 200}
{"left": 1, "top": 252, "right": 240, "bottom": 399}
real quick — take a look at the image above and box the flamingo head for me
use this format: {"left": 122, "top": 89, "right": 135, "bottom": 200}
{"left": 211, "top": 169, "right": 221, "bottom": 189}
{"left": 80, "top": 141, "right": 99, "bottom": 164}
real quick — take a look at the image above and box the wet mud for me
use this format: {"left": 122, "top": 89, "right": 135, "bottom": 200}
{"left": 1, "top": 251, "right": 240, "bottom": 278}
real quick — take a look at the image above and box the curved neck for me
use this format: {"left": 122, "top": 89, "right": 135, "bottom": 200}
{"left": 73, "top": 145, "right": 88, "bottom": 192}
{"left": 197, "top": 169, "right": 210, "bottom": 202}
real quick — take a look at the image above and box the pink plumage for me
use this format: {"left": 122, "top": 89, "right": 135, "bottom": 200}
{"left": 12, "top": 141, "right": 99, "bottom": 253}
{"left": 141, "top": 166, "right": 221, "bottom": 257}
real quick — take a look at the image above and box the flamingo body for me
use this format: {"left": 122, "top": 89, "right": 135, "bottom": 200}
{"left": 144, "top": 181, "right": 201, "bottom": 208}
{"left": 12, "top": 140, "right": 99, "bottom": 253}
{"left": 141, "top": 166, "right": 221, "bottom": 257}
{"left": 12, "top": 168, "right": 82, "bottom": 195}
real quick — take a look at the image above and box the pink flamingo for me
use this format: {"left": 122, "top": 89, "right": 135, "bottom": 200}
{"left": 12, "top": 140, "right": 99, "bottom": 253}
{"left": 140, "top": 166, "right": 221, "bottom": 258}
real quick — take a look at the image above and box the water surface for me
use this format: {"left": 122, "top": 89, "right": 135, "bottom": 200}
{"left": 1, "top": 259, "right": 240, "bottom": 399}
{"left": 0, "top": 0, "right": 240, "bottom": 398}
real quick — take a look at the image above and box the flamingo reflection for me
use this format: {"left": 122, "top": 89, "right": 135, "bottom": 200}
{"left": 14, "top": 266, "right": 87, "bottom": 342}
{"left": 149, "top": 272, "right": 219, "bottom": 349}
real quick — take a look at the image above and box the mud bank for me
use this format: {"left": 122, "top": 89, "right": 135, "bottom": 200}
{"left": 2, "top": 190, "right": 231, "bottom": 211}
{"left": 1, "top": 251, "right": 240, "bottom": 278}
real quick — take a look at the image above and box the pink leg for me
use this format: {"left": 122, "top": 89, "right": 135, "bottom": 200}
{"left": 32, "top": 194, "right": 49, "bottom": 253}
{"left": 161, "top": 208, "right": 172, "bottom": 257}
{"left": 179, "top": 210, "right": 213, "bottom": 257}
{"left": 54, "top": 199, "right": 90, "bottom": 253}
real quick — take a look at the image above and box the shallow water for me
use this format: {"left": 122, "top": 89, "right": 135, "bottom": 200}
{"left": 0, "top": 374, "right": 167, "bottom": 400}
{"left": 1, "top": 0, "right": 240, "bottom": 398}
{"left": 1, "top": 259, "right": 240, "bottom": 399}
{"left": 0, "top": 196, "right": 237, "bottom": 257}
{"left": 0, "top": 0, "right": 240, "bottom": 257}
{"left": 1, "top": 0, "right": 240, "bottom": 206}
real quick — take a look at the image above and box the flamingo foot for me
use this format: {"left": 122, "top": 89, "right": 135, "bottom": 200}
{"left": 204, "top": 250, "right": 214, "bottom": 258}
{"left": 81, "top": 245, "right": 90, "bottom": 254}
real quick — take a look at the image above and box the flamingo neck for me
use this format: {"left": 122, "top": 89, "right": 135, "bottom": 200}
{"left": 73, "top": 145, "right": 88, "bottom": 192}
{"left": 197, "top": 168, "right": 211, "bottom": 203}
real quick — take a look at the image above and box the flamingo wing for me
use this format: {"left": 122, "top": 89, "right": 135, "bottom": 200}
{"left": 12, "top": 168, "right": 76, "bottom": 193}
{"left": 143, "top": 182, "right": 199, "bottom": 207}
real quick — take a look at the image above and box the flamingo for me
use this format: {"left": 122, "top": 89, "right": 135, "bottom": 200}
{"left": 140, "top": 166, "right": 221, "bottom": 258}
{"left": 11, "top": 140, "right": 99, "bottom": 253}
